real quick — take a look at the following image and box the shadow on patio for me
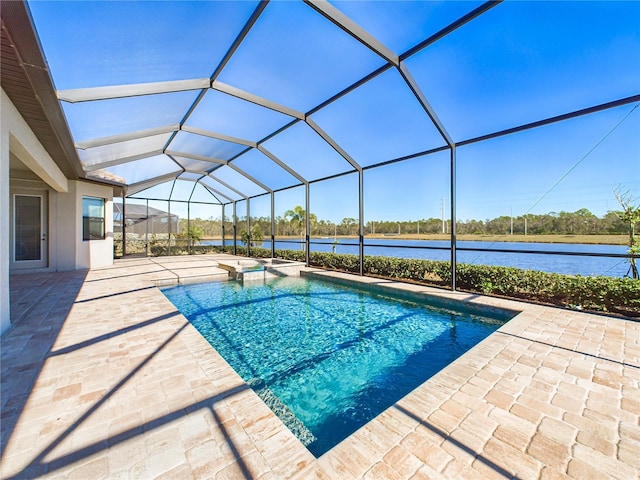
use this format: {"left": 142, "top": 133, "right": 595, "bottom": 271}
{"left": 2, "top": 271, "right": 88, "bottom": 459}
{"left": 3, "top": 258, "right": 638, "bottom": 479}
{"left": 1, "top": 266, "right": 292, "bottom": 479}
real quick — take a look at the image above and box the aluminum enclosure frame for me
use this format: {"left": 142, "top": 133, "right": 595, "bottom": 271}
{"left": 12, "top": 0, "right": 640, "bottom": 287}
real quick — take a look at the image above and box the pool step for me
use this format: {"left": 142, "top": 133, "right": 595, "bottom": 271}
{"left": 247, "top": 378, "right": 316, "bottom": 447}
{"left": 217, "top": 259, "right": 306, "bottom": 283}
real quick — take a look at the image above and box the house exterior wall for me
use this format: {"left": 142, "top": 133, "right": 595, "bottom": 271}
{"left": 1, "top": 112, "right": 10, "bottom": 335}
{"left": 1, "top": 89, "right": 114, "bottom": 335}
{"left": 55, "top": 181, "right": 77, "bottom": 271}
{"left": 9, "top": 173, "right": 53, "bottom": 270}
{"left": 53, "top": 180, "right": 114, "bottom": 270}
{"left": 75, "top": 181, "right": 114, "bottom": 269}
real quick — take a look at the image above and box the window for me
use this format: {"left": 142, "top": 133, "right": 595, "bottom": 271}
{"left": 83, "top": 196, "right": 105, "bottom": 240}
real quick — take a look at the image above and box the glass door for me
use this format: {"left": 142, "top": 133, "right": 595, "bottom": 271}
{"left": 13, "top": 193, "right": 47, "bottom": 269}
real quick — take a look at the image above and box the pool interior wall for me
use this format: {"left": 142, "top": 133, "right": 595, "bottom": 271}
{"left": 302, "top": 271, "right": 520, "bottom": 322}
{"left": 161, "top": 274, "right": 519, "bottom": 457}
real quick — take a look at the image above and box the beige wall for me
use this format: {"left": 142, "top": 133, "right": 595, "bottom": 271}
{"left": 1, "top": 89, "right": 114, "bottom": 335}
{"left": 9, "top": 177, "right": 114, "bottom": 272}
{"left": 53, "top": 180, "right": 114, "bottom": 270}
{"left": 75, "top": 181, "right": 114, "bottom": 270}
{"left": 55, "top": 181, "right": 77, "bottom": 271}
{"left": 1, "top": 110, "right": 10, "bottom": 335}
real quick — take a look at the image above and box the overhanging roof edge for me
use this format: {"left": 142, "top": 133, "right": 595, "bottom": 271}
{"left": 2, "top": 1, "right": 84, "bottom": 179}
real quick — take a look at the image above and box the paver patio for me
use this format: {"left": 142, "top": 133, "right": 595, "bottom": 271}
{"left": 1, "top": 255, "right": 639, "bottom": 479}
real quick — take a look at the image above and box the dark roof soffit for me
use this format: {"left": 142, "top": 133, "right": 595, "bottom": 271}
{"left": 1, "top": 1, "right": 84, "bottom": 180}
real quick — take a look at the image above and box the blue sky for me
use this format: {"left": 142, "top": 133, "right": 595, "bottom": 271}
{"left": 28, "top": 1, "right": 640, "bottom": 223}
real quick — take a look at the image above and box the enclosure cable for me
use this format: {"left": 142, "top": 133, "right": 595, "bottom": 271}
{"left": 467, "top": 102, "right": 640, "bottom": 265}
{"left": 522, "top": 102, "right": 639, "bottom": 218}
{"left": 600, "top": 259, "right": 628, "bottom": 277}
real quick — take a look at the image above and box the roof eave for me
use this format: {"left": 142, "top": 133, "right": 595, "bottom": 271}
{"left": 1, "top": 1, "right": 86, "bottom": 182}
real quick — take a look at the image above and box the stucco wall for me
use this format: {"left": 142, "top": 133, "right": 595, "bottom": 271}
{"left": 55, "top": 181, "right": 77, "bottom": 271}
{"left": 1, "top": 89, "right": 114, "bottom": 334}
{"left": 1, "top": 90, "right": 63, "bottom": 334}
{"left": 54, "top": 180, "right": 114, "bottom": 270}
{"left": 75, "top": 181, "right": 114, "bottom": 269}
{"left": 1, "top": 113, "right": 10, "bottom": 335}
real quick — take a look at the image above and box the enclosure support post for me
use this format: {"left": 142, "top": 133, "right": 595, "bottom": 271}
{"left": 271, "top": 192, "right": 275, "bottom": 259}
{"left": 305, "top": 183, "right": 310, "bottom": 267}
{"left": 122, "top": 193, "right": 126, "bottom": 257}
{"left": 450, "top": 146, "right": 457, "bottom": 291}
{"left": 232, "top": 201, "right": 237, "bottom": 256}
{"left": 145, "top": 199, "right": 149, "bottom": 256}
{"left": 221, "top": 204, "right": 225, "bottom": 251}
{"left": 187, "top": 201, "right": 191, "bottom": 255}
{"left": 168, "top": 201, "right": 172, "bottom": 256}
{"left": 358, "top": 170, "right": 364, "bottom": 276}
{"left": 246, "top": 199, "right": 251, "bottom": 257}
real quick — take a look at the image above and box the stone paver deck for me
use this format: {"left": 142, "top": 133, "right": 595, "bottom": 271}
{"left": 1, "top": 255, "right": 639, "bottom": 479}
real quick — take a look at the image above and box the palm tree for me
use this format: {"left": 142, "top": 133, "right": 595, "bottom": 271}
{"left": 284, "top": 205, "right": 305, "bottom": 233}
{"left": 284, "top": 205, "right": 317, "bottom": 250}
{"left": 240, "top": 225, "right": 264, "bottom": 247}
{"left": 340, "top": 217, "right": 357, "bottom": 236}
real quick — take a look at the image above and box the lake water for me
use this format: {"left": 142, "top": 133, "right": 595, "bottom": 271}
{"left": 202, "top": 238, "right": 632, "bottom": 278}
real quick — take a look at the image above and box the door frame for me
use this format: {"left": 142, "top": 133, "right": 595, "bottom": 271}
{"left": 11, "top": 191, "right": 48, "bottom": 270}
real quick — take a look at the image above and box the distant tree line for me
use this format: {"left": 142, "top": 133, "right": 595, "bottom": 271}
{"left": 179, "top": 207, "right": 629, "bottom": 237}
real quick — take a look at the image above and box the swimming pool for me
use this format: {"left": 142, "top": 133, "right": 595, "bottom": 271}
{"left": 162, "top": 275, "right": 512, "bottom": 456}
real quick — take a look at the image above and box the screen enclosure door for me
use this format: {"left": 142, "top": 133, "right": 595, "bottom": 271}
{"left": 12, "top": 193, "right": 48, "bottom": 269}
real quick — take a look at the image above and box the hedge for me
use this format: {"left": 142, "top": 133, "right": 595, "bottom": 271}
{"left": 145, "top": 245, "right": 639, "bottom": 316}
{"left": 261, "top": 249, "right": 639, "bottom": 316}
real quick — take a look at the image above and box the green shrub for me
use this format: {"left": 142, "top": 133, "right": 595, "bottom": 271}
{"left": 130, "top": 245, "right": 640, "bottom": 316}
{"left": 280, "top": 251, "right": 638, "bottom": 316}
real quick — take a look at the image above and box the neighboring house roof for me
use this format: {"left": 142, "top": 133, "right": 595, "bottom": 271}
{"left": 113, "top": 202, "right": 177, "bottom": 220}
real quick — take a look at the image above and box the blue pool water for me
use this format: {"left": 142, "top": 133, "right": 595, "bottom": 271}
{"left": 162, "top": 276, "right": 510, "bottom": 456}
